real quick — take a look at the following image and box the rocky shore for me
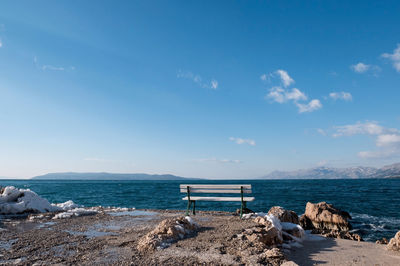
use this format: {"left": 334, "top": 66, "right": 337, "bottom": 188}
{"left": 1, "top": 186, "right": 400, "bottom": 265}
{"left": 1, "top": 203, "right": 399, "bottom": 265}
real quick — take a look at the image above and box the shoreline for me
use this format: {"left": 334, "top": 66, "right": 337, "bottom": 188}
{"left": 1, "top": 209, "right": 399, "bottom": 265}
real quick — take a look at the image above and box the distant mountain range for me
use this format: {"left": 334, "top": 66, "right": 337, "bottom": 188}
{"left": 32, "top": 172, "right": 198, "bottom": 180}
{"left": 259, "top": 162, "right": 400, "bottom": 179}
{"left": 25, "top": 162, "right": 400, "bottom": 180}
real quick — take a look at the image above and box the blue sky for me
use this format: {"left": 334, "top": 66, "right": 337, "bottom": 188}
{"left": 1, "top": 1, "right": 400, "bottom": 178}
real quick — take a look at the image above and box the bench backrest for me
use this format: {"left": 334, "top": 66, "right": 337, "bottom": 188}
{"left": 180, "top": 184, "right": 252, "bottom": 194}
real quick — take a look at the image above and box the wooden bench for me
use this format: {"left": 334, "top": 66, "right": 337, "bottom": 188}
{"left": 180, "top": 184, "right": 255, "bottom": 218}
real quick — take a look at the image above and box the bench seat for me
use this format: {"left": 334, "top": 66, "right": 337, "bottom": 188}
{"left": 182, "top": 196, "right": 255, "bottom": 202}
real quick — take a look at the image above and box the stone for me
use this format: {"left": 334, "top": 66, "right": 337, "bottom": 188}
{"left": 254, "top": 216, "right": 272, "bottom": 227}
{"left": 137, "top": 217, "right": 198, "bottom": 251}
{"left": 299, "top": 214, "right": 314, "bottom": 230}
{"left": 303, "top": 202, "right": 352, "bottom": 231}
{"left": 376, "top": 238, "right": 389, "bottom": 245}
{"left": 387, "top": 231, "right": 400, "bottom": 251}
{"left": 317, "top": 229, "right": 363, "bottom": 241}
{"left": 268, "top": 206, "right": 299, "bottom": 224}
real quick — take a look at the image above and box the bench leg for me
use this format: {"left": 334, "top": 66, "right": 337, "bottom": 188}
{"left": 192, "top": 201, "right": 196, "bottom": 215}
{"left": 186, "top": 200, "right": 192, "bottom": 216}
{"left": 240, "top": 201, "right": 247, "bottom": 219}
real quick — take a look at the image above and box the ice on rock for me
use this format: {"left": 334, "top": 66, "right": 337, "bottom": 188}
{"left": 0, "top": 186, "right": 88, "bottom": 217}
{"left": 0, "top": 186, "right": 60, "bottom": 214}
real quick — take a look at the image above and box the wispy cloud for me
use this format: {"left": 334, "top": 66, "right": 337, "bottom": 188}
{"left": 263, "top": 69, "right": 322, "bottom": 113}
{"left": 267, "top": 87, "right": 307, "bottom": 103}
{"left": 266, "top": 86, "right": 321, "bottom": 113}
{"left": 351, "top": 62, "right": 370, "bottom": 73}
{"left": 0, "top": 39, "right": 2, "bottom": 48}
{"left": 34, "top": 56, "right": 75, "bottom": 71}
{"left": 229, "top": 137, "right": 256, "bottom": 146}
{"left": 382, "top": 44, "right": 400, "bottom": 72}
{"left": 329, "top": 91, "right": 352, "bottom": 101}
{"left": 350, "top": 62, "right": 381, "bottom": 75}
{"left": 260, "top": 70, "right": 294, "bottom": 87}
{"left": 194, "top": 158, "right": 241, "bottom": 164}
{"left": 177, "top": 70, "right": 218, "bottom": 90}
{"left": 332, "top": 121, "right": 400, "bottom": 159}
{"left": 295, "top": 99, "right": 322, "bottom": 113}
{"left": 332, "top": 121, "right": 387, "bottom": 137}
{"left": 317, "top": 128, "right": 327, "bottom": 136}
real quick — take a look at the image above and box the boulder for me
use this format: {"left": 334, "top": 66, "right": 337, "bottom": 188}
{"left": 137, "top": 216, "right": 198, "bottom": 251}
{"left": 302, "top": 202, "right": 352, "bottom": 231}
{"left": 268, "top": 206, "right": 299, "bottom": 224}
{"left": 387, "top": 231, "right": 400, "bottom": 251}
{"left": 242, "top": 221, "right": 283, "bottom": 246}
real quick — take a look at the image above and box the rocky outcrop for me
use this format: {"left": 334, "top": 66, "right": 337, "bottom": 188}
{"left": 387, "top": 231, "right": 400, "bottom": 251}
{"left": 300, "top": 202, "right": 363, "bottom": 241}
{"left": 268, "top": 206, "right": 299, "bottom": 224}
{"left": 137, "top": 216, "right": 198, "bottom": 251}
{"left": 300, "top": 202, "right": 352, "bottom": 231}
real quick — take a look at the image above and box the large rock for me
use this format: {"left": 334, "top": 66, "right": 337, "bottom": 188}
{"left": 268, "top": 206, "right": 299, "bottom": 224}
{"left": 137, "top": 216, "right": 198, "bottom": 251}
{"left": 242, "top": 218, "right": 283, "bottom": 247}
{"left": 387, "top": 231, "right": 400, "bottom": 251}
{"left": 301, "top": 202, "right": 352, "bottom": 231}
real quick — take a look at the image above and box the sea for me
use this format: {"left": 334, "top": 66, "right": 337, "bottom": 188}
{"left": 1, "top": 178, "right": 399, "bottom": 242}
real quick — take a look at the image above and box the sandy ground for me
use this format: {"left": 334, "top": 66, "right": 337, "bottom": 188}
{"left": 1, "top": 209, "right": 399, "bottom": 265}
{"left": 288, "top": 237, "right": 400, "bottom": 266}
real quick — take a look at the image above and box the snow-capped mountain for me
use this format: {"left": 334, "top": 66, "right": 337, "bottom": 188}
{"left": 260, "top": 163, "right": 400, "bottom": 179}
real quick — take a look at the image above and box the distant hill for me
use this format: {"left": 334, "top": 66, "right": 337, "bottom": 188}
{"left": 259, "top": 162, "right": 400, "bottom": 179}
{"left": 31, "top": 172, "right": 199, "bottom": 180}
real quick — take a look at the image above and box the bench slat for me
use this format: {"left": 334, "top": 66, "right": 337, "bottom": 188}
{"left": 179, "top": 184, "right": 251, "bottom": 189}
{"left": 182, "top": 196, "right": 255, "bottom": 202}
{"left": 180, "top": 189, "right": 251, "bottom": 193}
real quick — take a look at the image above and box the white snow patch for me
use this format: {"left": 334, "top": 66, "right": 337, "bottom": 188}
{"left": 52, "top": 208, "right": 98, "bottom": 219}
{"left": 0, "top": 186, "right": 98, "bottom": 219}
{"left": 53, "top": 200, "right": 79, "bottom": 210}
{"left": 0, "top": 186, "right": 60, "bottom": 214}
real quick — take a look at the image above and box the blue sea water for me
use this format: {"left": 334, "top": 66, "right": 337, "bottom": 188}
{"left": 1, "top": 179, "right": 399, "bottom": 242}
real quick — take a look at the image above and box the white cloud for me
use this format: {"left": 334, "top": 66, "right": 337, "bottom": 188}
{"left": 211, "top": 79, "right": 218, "bottom": 89}
{"left": 229, "top": 137, "right": 256, "bottom": 146}
{"left": 329, "top": 92, "right": 352, "bottom": 101}
{"left": 260, "top": 69, "right": 294, "bottom": 87}
{"left": 382, "top": 44, "right": 400, "bottom": 72}
{"left": 0, "top": 39, "right": 2, "bottom": 48}
{"left": 260, "top": 74, "right": 268, "bottom": 81}
{"left": 332, "top": 121, "right": 385, "bottom": 137}
{"left": 317, "top": 128, "right": 327, "bottom": 136}
{"left": 195, "top": 158, "right": 241, "bottom": 164}
{"left": 177, "top": 70, "right": 218, "bottom": 90}
{"left": 34, "top": 56, "right": 74, "bottom": 72}
{"left": 276, "top": 69, "right": 294, "bottom": 87}
{"left": 351, "top": 62, "right": 381, "bottom": 75}
{"left": 263, "top": 70, "right": 321, "bottom": 114}
{"left": 376, "top": 134, "right": 400, "bottom": 147}
{"left": 295, "top": 99, "right": 322, "bottom": 113}
{"left": 267, "top": 87, "right": 307, "bottom": 103}
{"left": 42, "top": 65, "right": 65, "bottom": 71}
{"left": 333, "top": 121, "right": 400, "bottom": 159}
{"left": 351, "top": 62, "right": 370, "bottom": 73}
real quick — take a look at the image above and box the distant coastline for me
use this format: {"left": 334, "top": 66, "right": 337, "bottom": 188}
{"left": 31, "top": 172, "right": 199, "bottom": 181}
